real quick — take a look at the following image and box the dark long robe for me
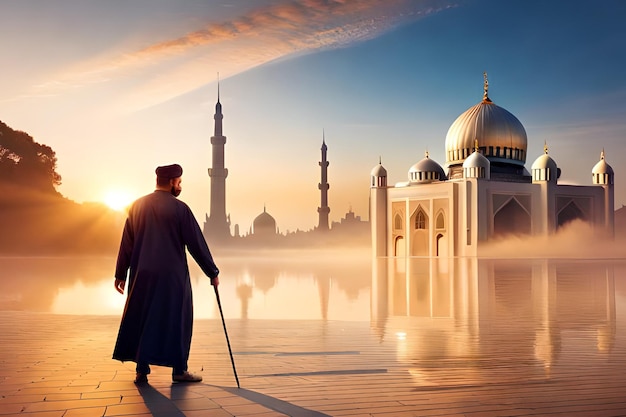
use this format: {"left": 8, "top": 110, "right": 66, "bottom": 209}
{"left": 112, "top": 190, "right": 219, "bottom": 369}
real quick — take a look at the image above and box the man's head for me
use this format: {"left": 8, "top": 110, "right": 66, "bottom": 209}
{"left": 155, "top": 164, "right": 183, "bottom": 197}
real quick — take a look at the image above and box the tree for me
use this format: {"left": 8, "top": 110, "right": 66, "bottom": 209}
{"left": 0, "top": 120, "right": 62, "bottom": 193}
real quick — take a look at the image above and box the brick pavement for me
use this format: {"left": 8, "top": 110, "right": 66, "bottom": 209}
{"left": 1, "top": 311, "right": 626, "bottom": 416}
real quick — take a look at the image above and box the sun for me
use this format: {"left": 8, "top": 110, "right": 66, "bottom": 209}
{"left": 103, "top": 190, "right": 133, "bottom": 211}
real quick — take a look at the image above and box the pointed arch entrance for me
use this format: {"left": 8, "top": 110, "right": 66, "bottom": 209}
{"left": 436, "top": 233, "right": 448, "bottom": 257}
{"left": 494, "top": 198, "right": 531, "bottom": 236}
{"left": 394, "top": 236, "right": 405, "bottom": 257}
{"left": 558, "top": 201, "right": 586, "bottom": 228}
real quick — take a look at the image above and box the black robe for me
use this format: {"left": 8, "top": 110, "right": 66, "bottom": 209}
{"left": 112, "top": 190, "right": 219, "bottom": 369}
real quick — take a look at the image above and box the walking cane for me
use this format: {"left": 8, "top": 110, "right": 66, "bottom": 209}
{"left": 213, "top": 285, "right": 240, "bottom": 388}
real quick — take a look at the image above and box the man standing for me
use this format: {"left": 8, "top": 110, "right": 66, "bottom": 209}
{"left": 113, "top": 164, "right": 220, "bottom": 384}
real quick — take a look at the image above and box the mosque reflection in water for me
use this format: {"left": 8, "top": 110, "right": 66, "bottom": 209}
{"left": 371, "top": 257, "right": 617, "bottom": 384}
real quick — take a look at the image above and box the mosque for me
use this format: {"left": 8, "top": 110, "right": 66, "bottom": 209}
{"left": 370, "top": 74, "right": 615, "bottom": 258}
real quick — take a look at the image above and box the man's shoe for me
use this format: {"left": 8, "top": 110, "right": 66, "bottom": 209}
{"left": 172, "top": 371, "right": 202, "bottom": 383}
{"left": 134, "top": 373, "right": 149, "bottom": 384}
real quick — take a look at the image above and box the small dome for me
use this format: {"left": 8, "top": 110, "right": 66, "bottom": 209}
{"left": 463, "top": 150, "right": 490, "bottom": 169}
{"left": 371, "top": 162, "right": 387, "bottom": 177}
{"left": 531, "top": 153, "right": 557, "bottom": 171}
{"left": 531, "top": 145, "right": 559, "bottom": 183}
{"left": 408, "top": 152, "right": 446, "bottom": 184}
{"left": 463, "top": 149, "right": 491, "bottom": 179}
{"left": 253, "top": 207, "right": 277, "bottom": 235}
{"left": 592, "top": 151, "right": 614, "bottom": 175}
{"left": 592, "top": 150, "right": 614, "bottom": 185}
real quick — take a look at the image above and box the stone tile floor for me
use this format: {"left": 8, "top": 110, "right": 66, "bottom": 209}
{"left": 1, "top": 312, "right": 626, "bottom": 416}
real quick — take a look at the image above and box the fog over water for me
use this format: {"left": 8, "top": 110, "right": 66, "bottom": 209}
{"left": 3, "top": 242, "right": 626, "bottom": 388}
{"left": 0, "top": 250, "right": 372, "bottom": 319}
{"left": 1, "top": 243, "right": 625, "bottom": 326}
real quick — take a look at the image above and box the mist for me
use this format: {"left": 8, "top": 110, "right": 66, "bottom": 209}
{"left": 480, "top": 219, "right": 626, "bottom": 259}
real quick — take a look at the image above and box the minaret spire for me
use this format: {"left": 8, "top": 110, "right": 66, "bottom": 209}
{"left": 317, "top": 131, "right": 330, "bottom": 231}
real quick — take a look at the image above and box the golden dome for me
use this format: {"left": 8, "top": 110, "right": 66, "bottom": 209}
{"left": 445, "top": 74, "right": 527, "bottom": 169}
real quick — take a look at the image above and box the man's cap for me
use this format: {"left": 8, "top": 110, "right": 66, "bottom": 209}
{"left": 155, "top": 164, "right": 183, "bottom": 179}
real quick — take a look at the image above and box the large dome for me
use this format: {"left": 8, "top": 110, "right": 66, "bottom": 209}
{"left": 445, "top": 77, "right": 527, "bottom": 169}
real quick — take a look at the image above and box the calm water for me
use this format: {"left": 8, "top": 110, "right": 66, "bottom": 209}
{"left": 1, "top": 253, "right": 625, "bottom": 333}
{"left": 2, "top": 253, "right": 625, "bottom": 408}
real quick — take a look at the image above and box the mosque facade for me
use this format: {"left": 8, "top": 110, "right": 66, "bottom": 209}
{"left": 370, "top": 75, "right": 615, "bottom": 258}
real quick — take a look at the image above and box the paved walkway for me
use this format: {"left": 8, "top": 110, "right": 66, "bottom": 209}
{"left": 1, "top": 311, "right": 626, "bottom": 417}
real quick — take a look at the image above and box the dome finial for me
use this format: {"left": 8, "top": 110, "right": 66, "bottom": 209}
{"left": 379, "top": 155, "right": 382, "bottom": 164}
{"left": 544, "top": 141, "right": 548, "bottom": 154}
{"left": 474, "top": 138, "right": 479, "bottom": 152}
{"left": 425, "top": 150, "right": 429, "bottom": 158}
{"left": 482, "top": 71, "right": 491, "bottom": 102}
{"left": 601, "top": 148, "right": 605, "bottom": 160}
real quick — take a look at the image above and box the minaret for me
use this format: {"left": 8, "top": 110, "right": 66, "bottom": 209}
{"left": 317, "top": 134, "right": 330, "bottom": 231}
{"left": 203, "top": 81, "right": 231, "bottom": 242}
{"left": 370, "top": 157, "right": 387, "bottom": 257}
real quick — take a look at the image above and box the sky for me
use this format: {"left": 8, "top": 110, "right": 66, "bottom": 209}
{"left": 1, "top": 0, "right": 625, "bottom": 233}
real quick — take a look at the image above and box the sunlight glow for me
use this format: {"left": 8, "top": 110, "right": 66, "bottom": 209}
{"left": 103, "top": 189, "right": 133, "bottom": 211}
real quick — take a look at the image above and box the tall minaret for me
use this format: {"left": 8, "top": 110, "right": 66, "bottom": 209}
{"left": 203, "top": 81, "right": 231, "bottom": 242}
{"left": 317, "top": 134, "right": 330, "bottom": 231}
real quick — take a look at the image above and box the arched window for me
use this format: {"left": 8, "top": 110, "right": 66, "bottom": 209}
{"left": 415, "top": 210, "right": 427, "bottom": 230}
{"left": 436, "top": 212, "right": 445, "bottom": 229}
{"left": 394, "top": 214, "right": 403, "bottom": 230}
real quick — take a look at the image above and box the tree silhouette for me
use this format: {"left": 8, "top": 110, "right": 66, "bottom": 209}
{"left": 0, "top": 120, "right": 122, "bottom": 255}
{"left": 0, "top": 120, "right": 62, "bottom": 193}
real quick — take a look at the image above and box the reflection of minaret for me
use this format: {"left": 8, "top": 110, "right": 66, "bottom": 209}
{"left": 317, "top": 134, "right": 330, "bottom": 231}
{"left": 204, "top": 81, "right": 231, "bottom": 242}
{"left": 317, "top": 275, "right": 330, "bottom": 320}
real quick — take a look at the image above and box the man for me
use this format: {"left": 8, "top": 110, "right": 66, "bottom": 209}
{"left": 113, "top": 164, "right": 220, "bottom": 384}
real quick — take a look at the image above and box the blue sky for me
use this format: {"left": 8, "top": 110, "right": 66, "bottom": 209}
{"left": 1, "top": 0, "right": 624, "bottom": 232}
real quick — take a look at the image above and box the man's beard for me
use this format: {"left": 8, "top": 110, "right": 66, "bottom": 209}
{"left": 170, "top": 186, "right": 181, "bottom": 197}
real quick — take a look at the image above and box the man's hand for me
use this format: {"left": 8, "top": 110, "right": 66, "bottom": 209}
{"left": 114, "top": 279, "right": 126, "bottom": 294}
{"left": 210, "top": 276, "right": 220, "bottom": 287}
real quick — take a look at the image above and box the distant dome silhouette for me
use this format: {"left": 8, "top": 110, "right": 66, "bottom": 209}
{"left": 253, "top": 206, "right": 277, "bottom": 236}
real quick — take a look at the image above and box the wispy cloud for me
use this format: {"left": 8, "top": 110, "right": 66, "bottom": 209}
{"left": 136, "top": 0, "right": 435, "bottom": 55}
{"left": 26, "top": 0, "right": 455, "bottom": 109}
